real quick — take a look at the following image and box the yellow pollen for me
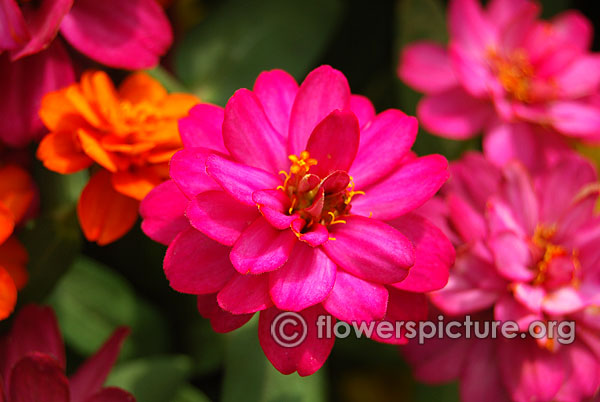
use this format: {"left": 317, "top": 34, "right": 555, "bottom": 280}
{"left": 328, "top": 237, "right": 336, "bottom": 241}
{"left": 488, "top": 48, "right": 534, "bottom": 103}
{"left": 288, "top": 151, "right": 317, "bottom": 176}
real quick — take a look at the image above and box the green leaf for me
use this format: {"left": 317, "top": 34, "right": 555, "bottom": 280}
{"left": 46, "top": 256, "right": 169, "bottom": 359}
{"left": 175, "top": 0, "right": 343, "bottom": 105}
{"left": 171, "top": 384, "right": 212, "bottom": 402}
{"left": 184, "top": 317, "right": 226, "bottom": 375}
{"left": 221, "top": 317, "right": 327, "bottom": 402}
{"left": 145, "top": 66, "right": 189, "bottom": 93}
{"left": 106, "top": 355, "right": 193, "bottom": 402}
{"left": 17, "top": 166, "right": 87, "bottom": 303}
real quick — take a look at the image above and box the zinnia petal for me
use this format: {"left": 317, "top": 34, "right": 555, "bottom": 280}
{"left": 351, "top": 154, "right": 449, "bottom": 221}
{"left": 253, "top": 69, "right": 299, "bottom": 136}
{"left": 69, "top": 328, "right": 130, "bottom": 402}
{"left": 59, "top": 0, "right": 172, "bottom": 69}
{"left": 230, "top": 218, "right": 297, "bottom": 275}
{"left": 186, "top": 190, "right": 258, "bottom": 246}
{"left": 269, "top": 242, "right": 337, "bottom": 311}
{"left": 205, "top": 153, "right": 281, "bottom": 206}
{"left": 222, "top": 88, "right": 288, "bottom": 173}
{"left": 9, "top": 353, "right": 69, "bottom": 402}
{"left": 164, "top": 228, "right": 235, "bottom": 294}
{"left": 322, "top": 270, "right": 388, "bottom": 323}
{"left": 178, "top": 104, "right": 227, "bottom": 152}
{"left": 349, "top": 110, "right": 418, "bottom": 188}
{"left": 139, "top": 180, "right": 189, "bottom": 245}
{"left": 196, "top": 294, "right": 253, "bottom": 333}
{"left": 217, "top": 273, "right": 273, "bottom": 314}
{"left": 322, "top": 215, "right": 414, "bottom": 284}
{"left": 0, "top": 40, "right": 74, "bottom": 147}
{"left": 305, "top": 109, "right": 360, "bottom": 178}
{"left": 77, "top": 170, "right": 139, "bottom": 245}
{"left": 398, "top": 41, "right": 458, "bottom": 93}
{"left": 389, "top": 213, "right": 454, "bottom": 293}
{"left": 288, "top": 65, "right": 350, "bottom": 154}
{"left": 258, "top": 305, "right": 335, "bottom": 376}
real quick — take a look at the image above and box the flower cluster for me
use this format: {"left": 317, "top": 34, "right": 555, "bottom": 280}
{"left": 398, "top": 0, "right": 600, "bottom": 171}
{"left": 1, "top": 0, "right": 600, "bottom": 399}
{"left": 140, "top": 65, "right": 455, "bottom": 375}
{"left": 0, "top": 0, "right": 172, "bottom": 147}
{"left": 37, "top": 70, "right": 198, "bottom": 245}
{"left": 404, "top": 152, "right": 600, "bottom": 402}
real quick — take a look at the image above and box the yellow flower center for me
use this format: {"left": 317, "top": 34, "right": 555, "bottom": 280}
{"left": 488, "top": 48, "right": 534, "bottom": 103}
{"left": 531, "top": 225, "right": 580, "bottom": 288}
{"left": 277, "top": 151, "right": 363, "bottom": 229}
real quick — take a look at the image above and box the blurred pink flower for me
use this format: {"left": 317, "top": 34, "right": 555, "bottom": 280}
{"left": 0, "top": 305, "right": 134, "bottom": 402}
{"left": 406, "top": 151, "right": 600, "bottom": 402}
{"left": 0, "top": 0, "right": 172, "bottom": 147}
{"left": 398, "top": 0, "right": 600, "bottom": 168}
{"left": 140, "top": 65, "right": 455, "bottom": 376}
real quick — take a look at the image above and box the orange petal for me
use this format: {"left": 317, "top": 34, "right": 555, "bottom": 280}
{"left": 77, "top": 170, "right": 140, "bottom": 245}
{"left": 39, "top": 86, "right": 88, "bottom": 132}
{"left": 100, "top": 135, "right": 156, "bottom": 155}
{"left": 146, "top": 148, "right": 179, "bottom": 164}
{"left": 159, "top": 93, "right": 199, "bottom": 118}
{"left": 0, "top": 266, "right": 17, "bottom": 320}
{"left": 118, "top": 72, "right": 168, "bottom": 104}
{"left": 111, "top": 166, "right": 164, "bottom": 201}
{"left": 80, "top": 71, "right": 121, "bottom": 123}
{"left": 77, "top": 128, "right": 124, "bottom": 172}
{"left": 0, "top": 236, "right": 28, "bottom": 290}
{"left": 131, "top": 121, "right": 182, "bottom": 148}
{"left": 65, "top": 84, "right": 105, "bottom": 128}
{"left": 37, "top": 131, "right": 94, "bottom": 174}
{"left": 0, "top": 165, "right": 35, "bottom": 224}
{"left": 0, "top": 204, "right": 15, "bottom": 244}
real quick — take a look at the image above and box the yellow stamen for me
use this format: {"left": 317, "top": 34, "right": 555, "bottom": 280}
{"left": 287, "top": 151, "right": 317, "bottom": 177}
{"left": 328, "top": 211, "right": 346, "bottom": 225}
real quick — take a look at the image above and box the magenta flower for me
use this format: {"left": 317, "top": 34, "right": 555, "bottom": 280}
{"left": 405, "top": 151, "right": 600, "bottom": 401}
{"left": 0, "top": 305, "right": 134, "bottom": 401}
{"left": 0, "top": 0, "right": 172, "bottom": 147}
{"left": 398, "top": 0, "right": 600, "bottom": 169}
{"left": 140, "top": 65, "right": 454, "bottom": 375}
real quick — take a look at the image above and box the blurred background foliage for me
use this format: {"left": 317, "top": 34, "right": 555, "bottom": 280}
{"left": 2, "top": 0, "right": 598, "bottom": 401}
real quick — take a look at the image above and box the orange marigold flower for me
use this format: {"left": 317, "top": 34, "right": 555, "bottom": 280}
{"left": 37, "top": 70, "right": 199, "bottom": 245}
{"left": 0, "top": 165, "right": 35, "bottom": 320}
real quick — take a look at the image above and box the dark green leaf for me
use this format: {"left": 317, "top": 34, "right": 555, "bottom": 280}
{"left": 172, "top": 384, "right": 213, "bottom": 402}
{"left": 221, "top": 317, "right": 327, "bottom": 402}
{"left": 106, "top": 355, "right": 193, "bottom": 402}
{"left": 145, "top": 66, "right": 189, "bottom": 93}
{"left": 175, "top": 0, "right": 343, "bottom": 105}
{"left": 46, "top": 256, "right": 169, "bottom": 359}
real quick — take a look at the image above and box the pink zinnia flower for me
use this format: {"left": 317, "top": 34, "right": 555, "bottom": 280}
{"left": 0, "top": 305, "right": 134, "bottom": 401}
{"left": 140, "top": 65, "right": 455, "bottom": 375}
{"left": 398, "top": 0, "right": 600, "bottom": 169}
{"left": 405, "top": 151, "right": 600, "bottom": 402}
{"left": 0, "top": 0, "right": 172, "bottom": 147}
